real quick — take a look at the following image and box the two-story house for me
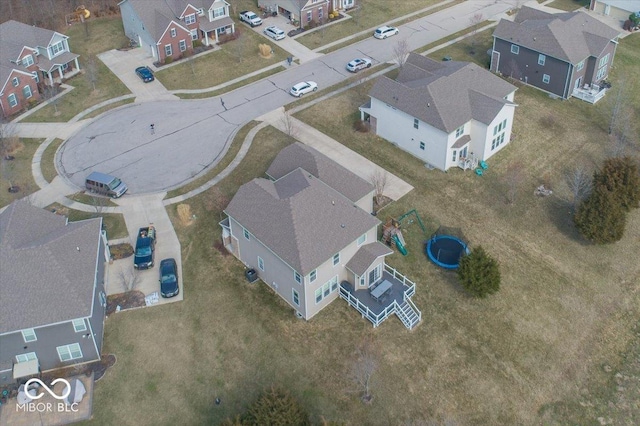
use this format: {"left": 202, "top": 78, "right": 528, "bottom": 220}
{"left": 220, "top": 143, "right": 421, "bottom": 329}
{"left": 119, "top": 0, "right": 235, "bottom": 63}
{"left": 0, "top": 200, "right": 109, "bottom": 386}
{"left": 0, "top": 20, "right": 80, "bottom": 117}
{"left": 360, "top": 53, "right": 517, "bottom": 172}
{"left": 491, "top": 6, "right": 620, "bottom": 103}
{"left": 258, "top": 0, "right": 331, "bottom": 28}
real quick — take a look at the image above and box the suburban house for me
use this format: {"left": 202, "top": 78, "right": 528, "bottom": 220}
{"left": 258, "top": 0, "right": 331, "bottom": 27}
{"left": 220, "top": 142, "right": 421, "bottom": 329}
{"left": 589, "top": 0, "right": 640, "bottom": 23}
{"left": 0, "top": 20, "right": 80, "bottom": 118}
{"left": 332, "top": 0, "right": 355, "bottom": 11}
{"left": 0, "top": 200, "right": 109, "bottom": 386}
{"left": 360, "top": 53, "right": 517, "bottom": 172}
{"left": 490, "top": 6, "right": 620, "bottom": 104}
{"left": 118, "top": 0, "right": 235, "bottom": 63}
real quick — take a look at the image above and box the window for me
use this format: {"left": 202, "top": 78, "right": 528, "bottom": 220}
{"left": 538, "top": 54, "right": 545, "bottom": 66}
{"left": 368, "top": 265, "right": 381, "bottom": 285}
{"left": 165, "top": 44, "right": 173, "bottom": 56}
{"left": 213, "top": 7, "right": 225, "bottom": 18}
{"left": 8, "top": 94, "right": 18, "bottom": 108}
{"left": 357, "top": 234, "right": 366, "bottom": 246}
{"left": 596, "top": 66, "right": 607, "bottom": 80}
{"left": 452, "top": 150, "right": 457, "bottom": 162}
{"left": 491, "top": 132, "right": 506, "bottom": 150}
{"left": 22, "top": 329, "right": 37, "bottom": 342}
{"left": 57, "top": 343, "right": 83, "bottom": 362}
{"left": 258, "top": 256, "right": 264, "bottom": 271}
{"left": 359, "top": 275, "right": 366, "bottom": 286}
{"left": 191, "top": 29, "right": 198, "bottom": 40}
{"left": 197, "top": 8, "right": 204, "bottom": 16}
{"left": 32, "top": 71, "right": 39, "bottom": 83}
{"left": 16, "top": 352, "right": 37, "bottom": 363}
{"left": 294, "top": 271, "right": 301, "bottom": 284}
{"left": 12, "top": 77, "right": 19, "bottom": 87}
{"left": 330, "top": 276, "right": 338, "bottom": 292}
{"left": 315, "top": 276, "right": 338, "bottom": 304}
{"left": 23, "top": 85, "right": 32, "bottom": 99}
{"left": 576, "top": 60, "right": 584, "bottom": 71}
{"left": 333, "top": 253, "right": 340, "bottom": 266}
{"left": 419, "top": 141, "right": 425, "bottom": 150}
{"left": 170, "top": 28, "right": 177, "bottom": 38}
{"left": 243, "top": 228, "right": 250, "bottom": 240}
{"left": 542, "top": 74, "right": 550, "bottom": 84}
{"left": 599, "top": 53, "right": 610, "bottom": 68}
{"left": 292, "top": 289, "right": 299, "bottom": 306}
{"left": 318, "top": 7, "right": 323, "bottom": 19}
{"left": 185, "top": 14, "right": 196, "bottom": 24}
{"left": 307, "top": 11, "right": 312, "bottom": 22}
{"left": 413, "top": 118, "right": 419, "bottom": 129}
{"left": 50, "top": 41, "right": 64, "bottom": 56}
{"left": 315, "top": 288, "right": 322, "bottom": 303}
{"left": 510, "top": 44, "right": 519, "bottom": 54}
{"left": 72, "top": 319, "right": 87, "bottom": 332}
{"left": 455, "top": 125, "right": 464, "bottom": 138}
{"left": 309, "top": 269, "right": 317, "bottom": 283}
{"left": 22, "top": 55, "right": 34, "bottom": 67}
{"left": 99, "top": 291, "right": 106, "bottom": 307}
{"left": 179, "top": 39, "right": 187, "bottom": 52}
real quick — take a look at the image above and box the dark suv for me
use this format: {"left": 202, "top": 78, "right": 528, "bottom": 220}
{"left": 160, "top": 258, "right": 179, "bottom": 298}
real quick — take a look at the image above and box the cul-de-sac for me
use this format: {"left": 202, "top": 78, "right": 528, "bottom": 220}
{"left": 1, "top": 0, "right": 639, "bottom": 424}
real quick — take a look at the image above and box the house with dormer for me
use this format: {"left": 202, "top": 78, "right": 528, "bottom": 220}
{"left": 119, "top": 0, "right": 235, "bottom": 63}
{"left": 0, "top": 20, "right": 80, "bottom": 117}
{"left": 220, "top": 143, "right": 422, "bottom": 330}
{"left": 360, "top": 53, "right": 517, "bottom": 172}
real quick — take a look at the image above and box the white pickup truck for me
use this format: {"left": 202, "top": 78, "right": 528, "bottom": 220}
{"left": 239, "top": 10, "right": 262, "bottom": 27}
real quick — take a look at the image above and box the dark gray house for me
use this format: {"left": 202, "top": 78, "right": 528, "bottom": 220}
{"left": 490, "top": 6, "right": 620, "bottom": 103}
{"left": 0, "top": 200, "right": 108, "bottom": 386}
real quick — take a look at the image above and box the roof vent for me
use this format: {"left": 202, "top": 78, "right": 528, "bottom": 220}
{"left": 76, "top": 247, "right": 80, "bottom": 251}
{"left": 533, "top": 37, "right": 536, "bottom": 41}
{"left": 341, "top": 224, "right": 345, "bottom": 228}
{"left": 332, "top": 200, "right": 335, "bottom": 205}
{"left": 427, "top": 103, "right": 430, "bottom": 107}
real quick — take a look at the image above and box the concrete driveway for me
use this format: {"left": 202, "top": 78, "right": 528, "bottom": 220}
{"left": 98, "top": 49, "right": 179, "bottom": 102}
{"left": 246, "top": 16, "right": 323, "bottom": 63}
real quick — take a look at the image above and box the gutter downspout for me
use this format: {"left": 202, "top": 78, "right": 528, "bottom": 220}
{"left": 563, "top": 62, "right": 573, "bottom": 99}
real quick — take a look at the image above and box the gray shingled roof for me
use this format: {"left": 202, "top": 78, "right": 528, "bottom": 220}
{"left": 368, "top": 53, "right": 516, "bottom": 133}
{"left": 266, "top": 142, "right": 374, "bottom": 203}
{"left": 225, "top": 168, "right": 380, "bottom": 275}
{"left": 493, "top": 6, "right": 620, "bottom": 64}
{"left": 0, "top": 200, "right": 103, "bottom": 334}
{"left": 345, "top": 242, "right": 393, "bottom": 276}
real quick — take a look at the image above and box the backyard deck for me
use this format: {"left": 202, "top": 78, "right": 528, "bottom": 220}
{"left": 339, "top": 265, "right": 421, "bottom": 330}
{"left": 572, "top": 84, "right": 607, "bottom": 104}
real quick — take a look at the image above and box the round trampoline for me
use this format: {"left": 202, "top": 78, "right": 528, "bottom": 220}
{"left": 426, "top": 235, "right": 470, "bottom": 270}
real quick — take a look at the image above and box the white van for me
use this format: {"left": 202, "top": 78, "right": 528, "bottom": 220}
{"left": 85, "top": 172, "right": 128, "bottom": 198}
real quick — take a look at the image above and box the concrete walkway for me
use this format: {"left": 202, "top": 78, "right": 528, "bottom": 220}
{"left": 12, "top": 120, "right": 88, "bottom": 139}
{"left": 258, "top": 107, "right": 413, "bottom": 201}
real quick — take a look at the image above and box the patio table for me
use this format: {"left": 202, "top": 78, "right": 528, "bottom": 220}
{"left": 370, "top": 280, "right": 392, "bottom": 301}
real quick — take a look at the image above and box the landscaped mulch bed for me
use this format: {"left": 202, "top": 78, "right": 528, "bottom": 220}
{"left": 107, "top": 291, "right": 146, "bottom": 315}
{"left": 109, "top": 243, "right": 133, "bottom": 260}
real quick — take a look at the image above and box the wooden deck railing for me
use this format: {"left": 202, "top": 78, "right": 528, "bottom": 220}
{"left": 339, "top": 286, "right": 398, "bottom": 328}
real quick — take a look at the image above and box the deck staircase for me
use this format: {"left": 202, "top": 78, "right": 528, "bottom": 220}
{"left": 395, "top": 299, "right": 421, "bottom": 330}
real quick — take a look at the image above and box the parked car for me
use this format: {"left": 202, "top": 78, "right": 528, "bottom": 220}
{"left": 240, "top": 10, "right": 262, "bottom": 27}
{"left": 134, "top": 226, "right": 156, "bottom": 269}
{"left": 346, "top": 58, "right": 372, "bottom": 72}
{"left": 159, "top": 258, "right": 179, "bottom": 298}
{"left": 263, "top": 25, "right": 286, "bottom": 40}
{"left": 290, "top": 81, "right": 318, "bottom": 97}
{"left": 135, "top": 66, "right": 154, "bottom": 82}
{"left": 85, "top": 172, "right": 128, "bottom": 198}
{"left": 373, "top": 26, "right": 399, "bottom": 39}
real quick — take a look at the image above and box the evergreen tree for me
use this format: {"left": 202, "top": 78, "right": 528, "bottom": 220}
{"left": 574, "top": 184, "right": 627, "bottom": 244}
{"left": 593, "top": 156, "right": 640, "bottom": 211}
{"left": 242, "top": 387, "right": 310, "bottom": 426}
{"left": 457, "top": 246, "right": 501, "bottom": 298}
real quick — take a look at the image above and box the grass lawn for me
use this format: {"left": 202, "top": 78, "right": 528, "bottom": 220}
{"left": 427, "top": 27, "right": 494, "bottom": 67}
{"left": 176, "top": 66, "right": 286, "bottom": 99}
{"left": 88, "top": 35, "right": 640, "bottom": 425}
{"left": 416, "top": 22, "right": 491, "bottom": 55}
{"left": 82, "top": 98, "right": 136, "bottom": 119}
{"left": 40, "top": 138, "right": 64, "bottom": 183}
{"left": 21, "top": 17, "right": 130, "bottom": 123}
{"left": 548, "top": 0, "right": 591, "bottom": 11}
{"left": 156, "top": 29, "right": 289, "bottom": 91}
{"left": 297, "top": 0, "right": 443, "bottom": 50}
{"left": 45, "top": 202, "right": 128, "bottom": 240}
{"left": 67, "top": 192, "right": 118, "bottom": 207}
{"left": 0, "top": 138, "right": 43, "bottom": 208}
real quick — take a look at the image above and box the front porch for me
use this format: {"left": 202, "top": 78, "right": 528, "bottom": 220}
{"left": 39, "top": 53, "right": 81, "bottom": 86}
{"left": 339, "top": 264, "right": 421, "bottom": 330}
{"left": 572, "top": 83, "right": 608, "bottom": 104}
{"left": 200, "top": 17, "right": 235, "bottom": 45}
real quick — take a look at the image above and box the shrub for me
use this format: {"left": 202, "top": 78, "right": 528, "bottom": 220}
{"left": 593, "top": 156, "right": 640, "bottom": 212}
{"left": 164, "top": 56, "right": 173, "bottom": 64}
{"left": 354, "top": 120, "right": 369, "bottom": 133}
{"left": 574, "top": 184, "right": 627, "bottom": 244}
{"left": 193, "top": 39, "right": 202, "bottom": 48}
{"left": 457, "top": 246, "right": 501, "bottom": 298}
{"left": 242, "top": 387, "right": 309, "bottom": 426}
{"left": 329, "top": 13, "right": 334, "bottom": 19}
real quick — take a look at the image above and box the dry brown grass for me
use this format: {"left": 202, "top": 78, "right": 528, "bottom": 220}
{"left": 177, "top": 204, "right": 194, "bottom": 227}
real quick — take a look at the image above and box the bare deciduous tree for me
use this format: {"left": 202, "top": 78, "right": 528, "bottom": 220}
{"left": 1, "top": 120, "right": 20, "bottom": 192}
{"left": 370, "top": 169, "right": 388, "bottom": 210}
{"left": 351, "top": 335, "right": 378, "bottom": 403}
{"left": 392, "top": 39, "right": 410, "bottom": 68}
{"left": 502, "top": 161, "right": 525, "bottom": 204}
{"left": 233, "top": 30, "right": 247, "bottom": 63}
{"left": 280, "top": 110, "right": 298, "bottom": 138}
{"left": 117, "top": 265, "right": 141, "bottom": 292}
{"left": 43, "top": 85, "right": 61, "bottom": 115}
{"left": 606, "top": 79, "right": 636, "bottom": 156}
{"left": 565, "top": 164, "right": 592, "bottom": 209}
{"left": 85, "top": 55, "right": 99, "bottom": 91}
{"left": 468, "top": 13, "right": 484, "bottom": 51}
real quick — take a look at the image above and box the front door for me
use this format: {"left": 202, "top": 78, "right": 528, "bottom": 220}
{"left": 574, "top": 76, "right": 582, "bottom": 90}
{"left": 368, "top": 264, "right": 381, "bottom": 286}
{"left": 460, "top": 146, "right": 468, "bottom": 159}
